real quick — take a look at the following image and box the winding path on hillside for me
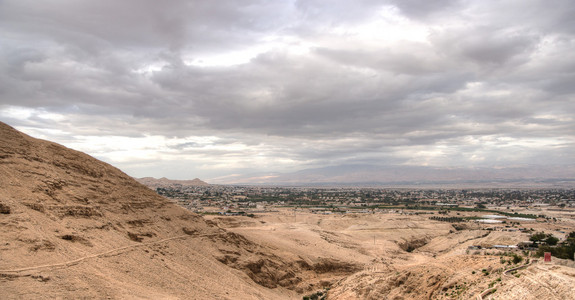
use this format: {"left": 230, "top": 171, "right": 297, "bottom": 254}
{"left": 475, "top": 259, "right": 538, "bottom": 300}
{"left": 0, "top": 234, "right": 195, "bottom": 274}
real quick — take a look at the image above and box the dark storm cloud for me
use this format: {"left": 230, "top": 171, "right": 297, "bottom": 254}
{"left": 431, "top": 27, "right": 539, "bottom": 66}
{"left": 0, "top": 0, "right": 574, "bottom": 179}
{"left": 0, "top": 0, "right": 290, "bottom": 51}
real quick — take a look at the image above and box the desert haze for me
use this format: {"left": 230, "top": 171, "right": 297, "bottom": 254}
{"left": 2, "top": 123, "right": 575, "bottom": 299}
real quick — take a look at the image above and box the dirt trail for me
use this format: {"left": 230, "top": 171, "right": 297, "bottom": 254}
{"left": 475, "top": 259, "right": 539, "bottom": 300}
{"left": 0, "top": 234, "right": 192, "bottom": 273}
{"left": 503, "top": 259, "right": 538, "bottom": 278}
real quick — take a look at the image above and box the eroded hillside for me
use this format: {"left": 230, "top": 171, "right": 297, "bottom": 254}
{"left": 2, "top": 122, "right": 574, "bottom": 299}
{"left": 0, "top": 122, "right": 352, "bottom": 299}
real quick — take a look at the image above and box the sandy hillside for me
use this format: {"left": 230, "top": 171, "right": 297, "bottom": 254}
{"left": 491, "top": 260, "right": 575, "bottom": 300}
{"left": 208, "top": 211, "right": 575, "bottom": 299}
{"left": 0, "top": 122, "right": 338, "bottom": 299}
{"left": 2, "top": 121, "right": 574, "bottom": 299}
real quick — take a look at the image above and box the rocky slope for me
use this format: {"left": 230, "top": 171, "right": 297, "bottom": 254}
{"left": 0, "top": 122, "right": 351, "bottom": 299}
{"left": 491, "top": 261, "right": 575, "bottom": 300}
{"left": 2, "top": 122, "right": 574, "bottom": 299}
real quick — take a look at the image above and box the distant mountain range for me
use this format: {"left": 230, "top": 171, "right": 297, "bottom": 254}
{"left": 209, "top": 164, "right": 575, "bottom": 187}
{"left": 136, "top": 177, "right": 210, "bottom": 188}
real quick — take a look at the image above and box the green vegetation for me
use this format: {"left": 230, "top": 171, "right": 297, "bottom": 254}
{"left": 535, "top": 231, "right": 575, "bottom": 260}
{"left": 500, "top": 252, "right": 525, "bottom": 265}
{"left": 429, "top": 216, "right": 465, "bottom": 222}
{"left": 303, "top": 290, "right": 326, "bottom": 300}
{"left": 199, "top": 212, "right": 221, "bottom": 215}
{"left": 374, "top": 205, "right": 538, "bottom": 219}
{"left": 530, "top": 231, "right": 559, "bottom": 246}
{"left": 488, "top": 280, "right": 497, "bottom": 288}
{"left": 512, "top": 253, "right": 523, "bottom": 264}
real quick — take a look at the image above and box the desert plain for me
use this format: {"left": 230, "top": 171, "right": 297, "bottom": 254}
{"left": 1, "top": 121, "right": 575, "bottom": 299}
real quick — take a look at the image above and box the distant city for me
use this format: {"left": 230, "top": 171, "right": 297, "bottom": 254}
{"left": 148, "top": 183, "right": 575, "bottom": 216}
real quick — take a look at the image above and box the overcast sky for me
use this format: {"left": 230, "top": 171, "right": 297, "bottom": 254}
{"left": 1, "top": 0, "right": 574, "bottom": 182}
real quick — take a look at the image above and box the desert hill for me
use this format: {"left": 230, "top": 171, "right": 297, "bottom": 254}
{"left": 0, "top": 122, "right": 350, "bottom": 299}
{"left": 2, "top": 121, "right": 574, "bottom": 299}
{"left": 136, "top": 177, "right": 210, "bottom": 188}
{"left": 206, "top": 211, "right": 575, "bottom": 300}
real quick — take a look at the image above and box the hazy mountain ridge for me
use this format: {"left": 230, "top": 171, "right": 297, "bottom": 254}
{"left": 211, "top": 164, "right": 575, "bottom": 187}
{"left": 136, "top": 176, "right": 210, "bottom": 188}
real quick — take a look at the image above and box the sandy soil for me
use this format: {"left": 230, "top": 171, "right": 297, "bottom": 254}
{"left": 205, "top": 210, "right": 575, "bottom": 299}
{"left": 1, "top": 121, "right": 574, "bottom": 299}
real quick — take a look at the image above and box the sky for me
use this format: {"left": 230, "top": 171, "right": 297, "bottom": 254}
{"left": 1, "top": 0, "right": 574, "bottom": 182}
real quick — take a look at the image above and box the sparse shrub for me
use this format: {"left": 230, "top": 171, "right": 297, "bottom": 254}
{"left": 61, "top": 234, "right": 74, "bottom": 241}
{"left": 0, "top": 203, "right": 11, "bottom": 214}
{"left": 31, "top": 275, "right": 50, "bottom": 282}
{"left": 59, "top": 234, "right": 92, "bottom": 246}
{"left": 545, "top": 235, "right": 559, "bottom": 246}
{"left": 182, "top": 227, "right": 198, "bottom": 235}
{"left": 128, "top": 232, "right": 143, "bottom": 242}
{"left": 29, "top": 240, "right": 56, "bottom": 252}
{"left": 530, "top": 231, "right": 549, "bottom": 243}
{"left": 512, "top": 254, "right": 523, "bottom": 264}
{"left": 303, "top": 290, "right": 326, "bottom": 300}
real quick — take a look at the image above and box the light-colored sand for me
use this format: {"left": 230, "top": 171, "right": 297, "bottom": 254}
{"left": 0, "top": 122, "right": 297, "bottom": 299}
{"left": 1, "top": 121, "right": 573, "bottom": 299}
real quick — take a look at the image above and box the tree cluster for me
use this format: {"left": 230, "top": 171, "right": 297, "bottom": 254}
{"left": 429, "top": 216, "right": 464, "bottom": 223}
{"left": 529, "top": 231, "right": 559, "bottom": 246}
{"left": 535, "top": 231, "right": 575, "bottom": 260}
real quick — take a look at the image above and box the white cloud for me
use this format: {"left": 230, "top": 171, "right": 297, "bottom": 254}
{"left": 0, "top": 0, "right": 574, "bottom": 181}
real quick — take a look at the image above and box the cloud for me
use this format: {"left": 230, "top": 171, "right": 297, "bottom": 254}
{"left": 0, "top": 0, "right": 574, "bottom": 180}
{"left": 389, "top": 0, "right": 461, "bottom": 20}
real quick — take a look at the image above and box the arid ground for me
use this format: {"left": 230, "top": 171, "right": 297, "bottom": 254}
{"left": 1, "top": 121, "right": 574, "bottom": 299}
